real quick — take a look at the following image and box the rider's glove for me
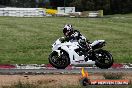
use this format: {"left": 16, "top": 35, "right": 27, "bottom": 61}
{"left": 59, "top": 37, "right": 66, "bottom": 43}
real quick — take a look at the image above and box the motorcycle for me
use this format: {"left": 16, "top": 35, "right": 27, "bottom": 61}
{"left": 49, "top": 37, "right": 114, "bottom": 69}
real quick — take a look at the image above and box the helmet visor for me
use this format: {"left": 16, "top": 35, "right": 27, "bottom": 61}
{"left": 63, "top": 28, "right": 68, "bottom": 34}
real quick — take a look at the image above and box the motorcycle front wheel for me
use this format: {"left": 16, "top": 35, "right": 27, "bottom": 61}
{"left": 49, "top": 51, "right": 70, "bottom": 69}
{"left": 95, "top": 49, "right": 114, "bottom": 69}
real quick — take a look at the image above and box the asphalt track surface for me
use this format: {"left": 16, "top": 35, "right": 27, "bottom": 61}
{"left": 0, "top": 68, "right": 132, "bottom": 74}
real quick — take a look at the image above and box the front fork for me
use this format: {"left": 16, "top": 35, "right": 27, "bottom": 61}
{"left": 54, "top": 50, "right": 61, "bottom": 57}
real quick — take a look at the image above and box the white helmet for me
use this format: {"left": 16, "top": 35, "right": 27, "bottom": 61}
{"left": 63, "top": 24, "right": 73, "bottom": 36}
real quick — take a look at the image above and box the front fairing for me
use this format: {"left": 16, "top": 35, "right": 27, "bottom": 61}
{"left": 52, "top": 37, "right": 79, "bottom": 51}
{"left": 52, "top": 38, "right": 61, "bottom": 50}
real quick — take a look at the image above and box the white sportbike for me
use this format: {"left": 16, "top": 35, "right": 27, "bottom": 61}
{"left": 49, "top": 37, "right": 114, "bottom": 69}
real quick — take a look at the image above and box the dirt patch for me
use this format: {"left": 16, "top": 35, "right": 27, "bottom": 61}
{"left": 0, "top": 73, "right": 131, "bottom": 87}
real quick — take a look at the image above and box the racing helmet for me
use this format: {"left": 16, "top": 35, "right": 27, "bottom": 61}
{"left": 63, "top": 24, "right": 73, "bottom": 36}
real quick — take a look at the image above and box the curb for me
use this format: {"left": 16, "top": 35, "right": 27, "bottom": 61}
{"left": 0, "top": 63, "right": 132, "bottom": 69}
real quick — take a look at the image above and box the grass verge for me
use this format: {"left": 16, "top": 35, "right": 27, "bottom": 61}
{"left": 0, "top": 14, "right": 132, "bottom": 64}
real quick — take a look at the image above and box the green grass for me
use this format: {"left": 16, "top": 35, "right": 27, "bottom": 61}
{"left": 0, "top": 14, "right": 132, "bottom": 64}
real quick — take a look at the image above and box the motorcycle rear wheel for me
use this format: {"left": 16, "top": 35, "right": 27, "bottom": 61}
{"left": 95, "top": 49, "right": 114, "bottom": 69}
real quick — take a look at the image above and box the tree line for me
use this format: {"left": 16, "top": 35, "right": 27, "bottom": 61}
{"left": 63, "top": 0, "right": 132, "bottom": 14}
{"left": 0, "top": 0, "right": 132, "bottom": 14}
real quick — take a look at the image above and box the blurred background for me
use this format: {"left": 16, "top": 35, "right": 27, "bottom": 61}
{"left": 0, "top": 0, "right": 132, "bottom": 15}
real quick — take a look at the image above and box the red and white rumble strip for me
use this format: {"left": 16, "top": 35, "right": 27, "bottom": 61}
{"left": 0, "top": 63, "right": 132, "bottom": 69}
